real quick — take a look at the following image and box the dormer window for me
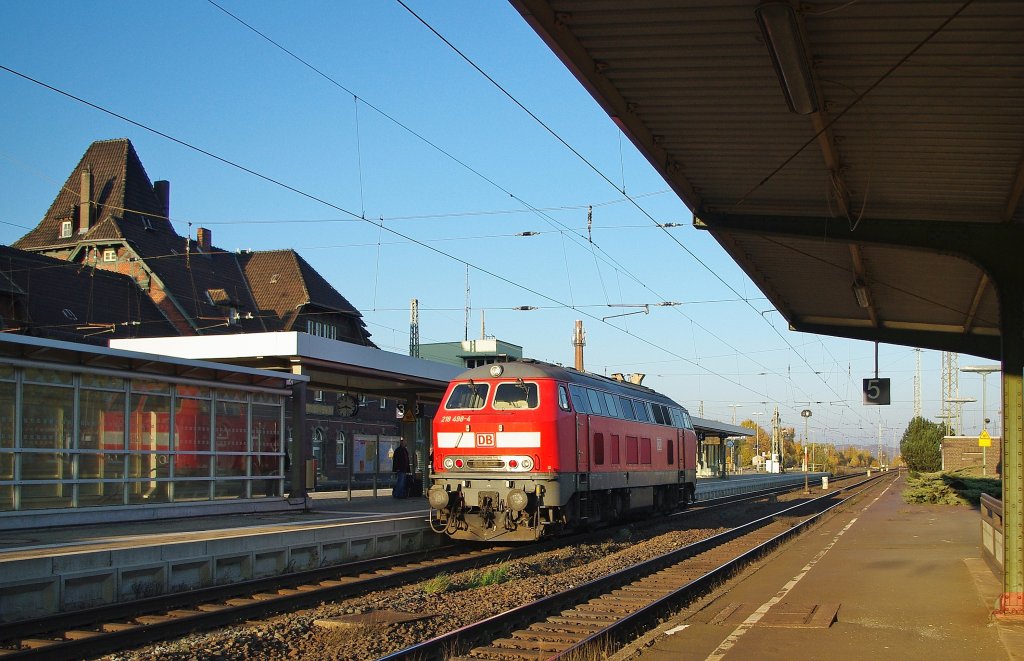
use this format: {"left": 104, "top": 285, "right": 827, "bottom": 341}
{"left": 59, "top": 221, "right": 73, "bottom": 239}
{"left": 205, "top": 288, "right": 231, "bottom": 307}
{"left": 103, "top": 248, "right": 117, "bottom": 262}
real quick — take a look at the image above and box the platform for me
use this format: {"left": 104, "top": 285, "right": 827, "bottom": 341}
{"left": 618, "top": 471, "right": 1024, "bottom": 661}
{"left": 0, "top": 472, "right": 825, "bottom": 624}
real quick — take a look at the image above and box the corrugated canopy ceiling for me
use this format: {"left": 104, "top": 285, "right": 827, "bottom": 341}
{"left": 511, "top": 0, "right": 1024, "bottom": 360}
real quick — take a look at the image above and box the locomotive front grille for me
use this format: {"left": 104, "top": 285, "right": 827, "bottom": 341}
{"left": 466, "top": 458, "right": 505, "bottom": 469}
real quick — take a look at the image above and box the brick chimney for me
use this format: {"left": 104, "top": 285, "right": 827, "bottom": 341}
{"left": 78, "top": 167, "right": 93, "bottom": 234}
{"left": 196, "top": 227, "right": 211, "bottom": 253}
{"left": 153, "top": 180, "right": 170, "bottom": 221}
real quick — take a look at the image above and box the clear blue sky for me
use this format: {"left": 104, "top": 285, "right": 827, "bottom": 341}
{"left": 0, "top": 1, "right": 998, "bottom": 456}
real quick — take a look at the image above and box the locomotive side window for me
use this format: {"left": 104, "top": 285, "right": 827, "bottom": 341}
{"left": 568, "top": 385, "right": 590, "bottom": 413}
{"left": 585, "top": 388, "right": 606, "bottom": 416}
{"left": 640, "top": 437, "right": 652, "bottom": 464}
{"left": 610, "top": 433, "right": 621, "bottom": 464}
{"left": 558, "top": 385, "right": 571, "bottom": 411}
{"left": 618, "top": 397, "right": 635, "bottom": 420}
{"left": 493, "top": 381, "right": 539, "bottom": 410}
{"left": 667, "top": 437, "right": 674, "bottom": 464}
{"left": 593, "top": 432, "right": 604, "bottom": 465}
{"left": 633, "top": 400, "right": 651, "bottom": 422}
{"left": 669, "top": 408, "right": 685, "bottom": 428}
{"left": 602, "top": 392, "right": 621, "bottom": 418}
{"left": 445, "top": 382, "right": 489, "bottom": 410}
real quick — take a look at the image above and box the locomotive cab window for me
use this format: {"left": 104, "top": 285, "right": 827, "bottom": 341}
{"left": 558, "top": 384, "right": 571, "bottom": 411}
{"left": 445, "top": 382, "right": 489, "bottom": 410}
{"left": 493, "top": 380, "right": 539, "bottom": 410}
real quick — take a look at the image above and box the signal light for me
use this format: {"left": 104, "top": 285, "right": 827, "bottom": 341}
{"left": 508, "top": 459, "right": 518, "bottom": 468}
{"left": 454, "top": 459, "right": 464, "bottom": 468}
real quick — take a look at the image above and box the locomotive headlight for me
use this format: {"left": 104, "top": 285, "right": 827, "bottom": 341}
{"left": 521, "top": 457, "right": 533, "bottom": 470}
{"left": 506, "top": 488, "right": 529, "bottom": 512}
{"left": 443, "top": 457, "right": 454, "bottom": 469}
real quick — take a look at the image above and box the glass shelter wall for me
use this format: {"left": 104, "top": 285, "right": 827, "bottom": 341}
{"left": 0, "top": 364, "right": 286, "bottom": 512}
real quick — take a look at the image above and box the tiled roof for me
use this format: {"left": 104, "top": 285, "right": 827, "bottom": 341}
{"left": 0, "top": 245, "right": 177, "bottom": 344}
{"left": 13, "top": 139, "right": 266, "bottom": 336}
{"left": 241, "top": 249, "right": 372, "bottom": 341}
{"left": 13, "top": 138, "right": 171, "bottom": 252}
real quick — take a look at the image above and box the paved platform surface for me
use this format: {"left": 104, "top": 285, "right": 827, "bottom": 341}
{"left": 617, "top": 472, "right": 1023, "bottom": 661}
{"left": 0, "top": 489, "right": 429, "bottom": 561}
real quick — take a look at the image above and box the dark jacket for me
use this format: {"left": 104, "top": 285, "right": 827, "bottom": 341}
{"left": 392, "top": 445, "right": 411, "bottom": 473}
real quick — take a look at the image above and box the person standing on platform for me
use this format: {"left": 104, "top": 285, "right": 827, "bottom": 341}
{"left": 392, "top": 437, "right": 411, "bottom": 499}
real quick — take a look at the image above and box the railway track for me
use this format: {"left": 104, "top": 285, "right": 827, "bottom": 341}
{"left": 0, "top": 475, "right": 859, "bottom": 660}
{"left": 381, "top": 472, "right": 891, "bottom": 660}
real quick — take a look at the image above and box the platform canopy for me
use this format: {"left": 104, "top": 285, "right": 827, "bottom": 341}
{"left": 511, "top": 0, "right": 1022, "bottom": 360}
{"left": 112, "top": 332, "right": 462, "bottom": 404}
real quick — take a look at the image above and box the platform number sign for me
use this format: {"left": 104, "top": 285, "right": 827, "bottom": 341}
{"left": 863, "top": 378, "right": 891, "bottom": 405}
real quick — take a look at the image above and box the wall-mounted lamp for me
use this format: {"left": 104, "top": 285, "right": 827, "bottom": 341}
{"left": 755, "top": 1, "right": 819, "bottom": 115}
{"left": 852, "top": 279, "right": 872, "bottom": 308}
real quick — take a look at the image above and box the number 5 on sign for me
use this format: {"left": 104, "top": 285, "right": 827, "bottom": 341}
{"left": 863, "top": 378, "right": 891, "bottom": 405}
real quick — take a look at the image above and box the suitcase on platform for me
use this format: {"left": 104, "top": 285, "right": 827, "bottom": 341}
{"left": 408, "top": 475, "right": 423, "bottom": 498}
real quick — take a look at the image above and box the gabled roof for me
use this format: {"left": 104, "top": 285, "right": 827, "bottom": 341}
{"left": 0, "top": 245, "right": 177, "bottom": 343}
{"left": 240, "top": 249, "right": 372, "bottom": 341}
{"left": 13, "top": 139, "right": 266, "bottom": 336}
{"left": 13, "top": 138, "right": 171, "bottom": 252}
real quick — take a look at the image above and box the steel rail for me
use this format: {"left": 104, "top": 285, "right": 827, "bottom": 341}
{"left": 379, "top": 472, "right": 890, "bottom": 660}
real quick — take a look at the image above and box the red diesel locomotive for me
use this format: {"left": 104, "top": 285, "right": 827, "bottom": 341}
{"left": 428, "top": 359, "right": 698, "bottom": 541}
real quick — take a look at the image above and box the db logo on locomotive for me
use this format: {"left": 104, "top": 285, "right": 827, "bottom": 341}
{"left": 475, "top": 433, "right": 495, "bottom": 447}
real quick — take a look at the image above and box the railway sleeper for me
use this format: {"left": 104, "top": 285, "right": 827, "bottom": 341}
{"left": 63, "top": 630, "right": 102, "bottom": 640}
{"left": 528, "top": 621, "right": 607, "bottom": 634}
{"left": 100, "top": 622, "right": 139, "bottom": 632}
{"left": 492, "top": 636, "right": 572, "bottom": 651}
{"left": 464, "top": 645, "right": 550, "bottom": 660}
{"left": 512, "top": 630, "right": 583, "bottom": 644}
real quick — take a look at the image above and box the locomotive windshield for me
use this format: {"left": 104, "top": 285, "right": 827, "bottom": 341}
{"left": 493, "top": 381, "right": 539, "bottom": 409}
{"left": 445, "top": 381, "right": 489, "bottom": 410}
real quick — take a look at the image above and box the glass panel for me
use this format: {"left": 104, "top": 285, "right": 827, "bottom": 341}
{"left": 651, "top": 404, "right": 667, "bottom": 425}
{"left": 633, "top": 400, "right": 651, "bottom": 422}
{"left": 0, "top": 451, "right": 12, "bottom": 480}
{"left": 215, "top": 401, "right": 247, "bottom": 477}
{"left": 170, "top": 480, "right": 208, "bottom": 502}
{"left": 79, "top": 451, "right": 125, "bottom": 480}
{"left": 0, "top": 364, "right": 13, "bottom": 380}
{"left": 77, "top": 481, "right": 125, "bottom": 507}
{"left": 557, "top": 385, "right": 570, "bottom": 411}
{"left": 20, "top": 482, "right": 72, "bottom": 509}
{"left": 24, "top": 368, "right": 72, "bottom": 385}
{"left": 23, "top": 384, "right": 74, "bottom": 451}
{"left": 493, "top": 382, "right": 539, "bottom": 410}
{"left": 444, "top": 383, "right": 489, "bottom": 410}
{"left": 176, "top": 384, "right": 210, "bottom": 399}
{"left": 252, "top": 405, "right": 281, "bottom": 451}
{"left": 603, "top": 393, "right": 620, "bottom": 418}
{"left": 81, "top": 373, "right": 124, "bottom": 390}
{"left": 618, "top": 397, "right": 635, "bottom": 420}
{"left": 21, "top": 451, "right": 73, "bottom": 481}
{"left": 214, "top": 479, "right": 245, "bottom": 499}
{"left": 174, "top": 397, "right": 210, "bottom": 475}
{"left": 80, "top": 389, "right": 126, "bottom": 452}
{"left": 585, "top": 389, "right": 606, "bottom": 416}
{"left": 252, "top": 392, "right": 283, "bottom": 405}
{"left": 568, "top": 385, "right": 589, "bottom": 413}
{"left": 0, "top": 381, "right": 13, "bottom": 449}
{"left": 132, "top": 379, "right": 170, "bottom": 394}
{"left": 380, "top": 435, "right": 401, "bottom": 476}
{"left": 251, "top": 474, "right": 281, "bottom": 498}
{"left": 0, "top": 484, "right": 12, "bottom": 510}
{"left": 217, "top": 389, "right": 247, "bottom": 402}
{"left": 130, "top": 393, "right": 171, "bottom": 454}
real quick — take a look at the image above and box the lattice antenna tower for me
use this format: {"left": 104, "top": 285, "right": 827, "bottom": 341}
{"left": 913, "top": 348, "right": 922, "bottom": 419}
{"left": 940, "top": 351, "right": 959, "bottom": 434}
{"left": 463, "top": 266, "right": 470, "bottom": 342}
{"left": 409, "top": 298, "right": 420, "bottom": 358}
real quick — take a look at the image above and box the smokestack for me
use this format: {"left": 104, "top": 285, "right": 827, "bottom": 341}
{"left": 153, "top": 180, "right": 170, "bottom": 221}
{"left": 572, "top": 320, "right": 586, "bottom": 372}
{"left": 78, "top": 167, "right": 93, "bottom": 234}
{"left": 196, "top": 227, "right": 211, "bottom": 253}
